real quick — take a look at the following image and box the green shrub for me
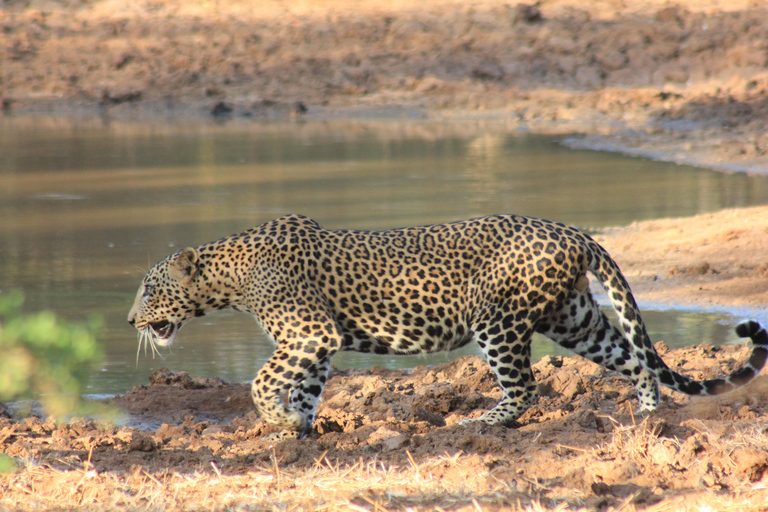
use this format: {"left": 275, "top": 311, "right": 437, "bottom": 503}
{"left": 0, "top": 290, "right": 103, "bottom": 418}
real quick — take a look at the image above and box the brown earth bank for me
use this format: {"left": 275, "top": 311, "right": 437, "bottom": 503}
{"left": 2, "top": 346, "right": 768, "bottom": 511}
{"left": 595, "top": 205, "right": 768, "bottom": 311}
{"left": 2, "top": 0, "right": 768, "bottom": 172}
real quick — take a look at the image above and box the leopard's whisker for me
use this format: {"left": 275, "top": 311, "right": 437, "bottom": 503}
{"left": 149, "top": 333, "right": 165, "bottom": 360}
{"left": 136, "top": 328, "right": 166, "bottom": 364}
{"left": 143, "top": 330, "right": 150, "bottom": 357}
{"left": 136, "top": 331, "right": 144, "bottom": 366}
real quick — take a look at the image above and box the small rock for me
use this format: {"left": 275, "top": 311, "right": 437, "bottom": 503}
{"left": 413, "top": 407, "right": 447, "bottom": 427}
{"left": 115, "top": 53, "right": 135, "bottom": 70}
{"left": 512, "top": 3, "right": 543, "bottom": 24}
{"left": 101, "top": 90, "right": 142, "bottom": 105}
{"left": 687, "top": 262, "right": 711, "bottom": 275}
{"left": 655, "top": 6, "right": 682, "bottom": 26}
{"left": 129, "top": 433, "right": 157, "bottom": 452}
{"left": 211, "top": 101, "right": 233, "bottom": 117}
{"left": 368, "top": 426, "right": 405, "bottom": 449}
{"left": 293, "top": 101, "right": 308, "bottom": 115}
{"left": 382, "top": 434, "right": 409, "bottom": 451}
{"left": 472, "top": 63, "right": 504, "bottom": 81}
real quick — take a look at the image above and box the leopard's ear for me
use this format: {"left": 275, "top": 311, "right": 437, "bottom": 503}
{"left": 170, "top": 247, "right": 198, "bottom": 282}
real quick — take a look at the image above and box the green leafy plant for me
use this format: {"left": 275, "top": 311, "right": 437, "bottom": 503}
{"left": 0, "top": 290, "right": 103, "bottom": 418}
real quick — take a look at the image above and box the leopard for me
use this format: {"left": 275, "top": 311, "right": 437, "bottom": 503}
{"left": 128, "top": 214, "right": 768, "bottom": 439}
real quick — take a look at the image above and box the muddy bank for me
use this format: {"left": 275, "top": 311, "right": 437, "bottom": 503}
{"left": 2, "top": 344, "right": 768, "bottom": 510}
{"left": 2, "top": 0, "right": 768, "bottom": 172}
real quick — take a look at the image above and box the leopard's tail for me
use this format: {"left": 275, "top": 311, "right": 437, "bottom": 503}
{"left": 587, "top": 238, "right": 768, "bottom": 398}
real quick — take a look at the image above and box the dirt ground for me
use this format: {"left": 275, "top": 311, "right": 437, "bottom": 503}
{"left": 3, "top": 0, "right": 768, "bottom": 510}
{"left": 2, "top": 346, "right": 768, "bottom": 511}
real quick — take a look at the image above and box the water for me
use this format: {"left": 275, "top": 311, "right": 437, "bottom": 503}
{"left": 2, "top": 117, "right": 767, "bottom": 396}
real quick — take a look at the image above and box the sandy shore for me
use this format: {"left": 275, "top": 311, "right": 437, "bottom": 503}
{"left": 596, "top": 206, "right": 768, "bottom": 310}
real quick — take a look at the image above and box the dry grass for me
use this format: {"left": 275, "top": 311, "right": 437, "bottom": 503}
{"left": 587, "top": 417, "right": 768, "bottom": 512}
{"left": 3, "top": 425, "right": 768, "bottom": 512}
{"left": 0, "top": 450, "right": 538, "bottom": 511}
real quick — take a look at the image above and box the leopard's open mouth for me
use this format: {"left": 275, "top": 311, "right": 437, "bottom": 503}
{"left": 136, "top": 319, "right": 178, "bottom": 364}
{"left": 150, "top": 320, "right": 175, "bottom": 340}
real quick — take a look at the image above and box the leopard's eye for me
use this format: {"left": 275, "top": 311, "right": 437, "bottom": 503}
{"left": 143, "top": 284, "right": 155, "bottom": 297}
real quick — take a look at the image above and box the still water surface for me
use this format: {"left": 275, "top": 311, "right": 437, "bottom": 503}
{"left": 2, "top": 118, "right": 767, "bottom": 396}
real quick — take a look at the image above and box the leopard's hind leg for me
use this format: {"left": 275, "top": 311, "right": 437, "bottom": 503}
{"left": 536, "top": 286, "right": 661, "bottom": 412}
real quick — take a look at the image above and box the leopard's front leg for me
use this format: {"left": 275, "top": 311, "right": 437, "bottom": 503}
{"left": 460, "top": 305, "right": 539, "bottom": 427}
{"left": 288, "top": 358, "right": 331, "bottom": 432}
{"left": 250, "top": 350, "right": 311, "bottom": 438}
{"left": 249, "top": 303, "right": 343, "bottom": 440}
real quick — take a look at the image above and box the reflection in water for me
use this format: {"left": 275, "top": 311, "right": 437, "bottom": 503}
{"left": 1, "top": 118, "right": 767, "bottom": 395}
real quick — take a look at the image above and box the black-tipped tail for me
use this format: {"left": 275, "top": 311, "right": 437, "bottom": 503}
{"left": 736, "top": 319, "right": 767, "bottom": 345}
{"left": 659, "top": 320, "right": 768, "bottom": 396}
{"left": 728, "top": 320, "right": 768, "bottom": 387}
{"left": 708, "top": 320, "right": 767, "bottom": 393}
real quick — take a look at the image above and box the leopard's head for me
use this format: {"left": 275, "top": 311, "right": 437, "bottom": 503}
{"left": 128, "top": 248, "right": 202, "bottom": 358}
